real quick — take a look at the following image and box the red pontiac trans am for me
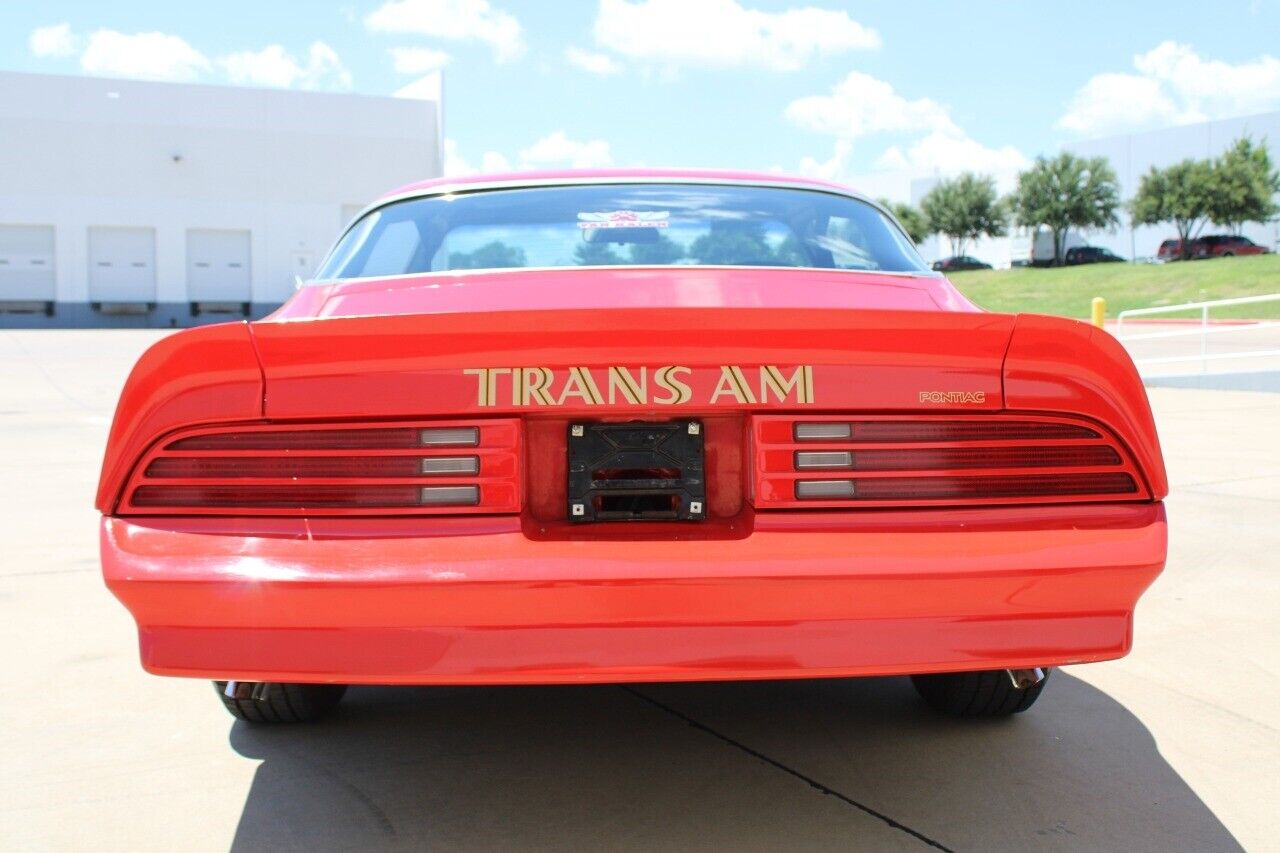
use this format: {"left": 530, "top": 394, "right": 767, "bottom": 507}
{"left": 97, "top": 170, "right": 1168, "bottom": 723}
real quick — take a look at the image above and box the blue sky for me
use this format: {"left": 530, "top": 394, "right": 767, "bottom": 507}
{"left": 5, "top": 0, "right": 1280, "bottom": 195}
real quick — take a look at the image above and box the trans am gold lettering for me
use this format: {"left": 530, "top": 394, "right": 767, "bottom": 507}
{"left": 463, "top": 368, "right": 490, "bottom": 406}
{"left": 653, "top": 366, "right": 693, "bottom": 405}
{"left": 558, "top": 367, "right": 604, "bottom": 406}
{"left": 760, "top": 365, "right": 813, "bottom": 404}
{"left": 607, "top": 366, "right": 646, "bottom": 404}
{"left": 520, "top": 367, "right": 556, "bottom": 406}
{"left": 711, "top": 366, "right": 758, "bottom": 405}
{"left": 464, "top": 365, "right": 814, "bottom": 408}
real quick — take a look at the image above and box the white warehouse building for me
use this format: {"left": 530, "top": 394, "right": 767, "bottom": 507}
{"left": 0, "top": 71, "right": 442, "bottom": 327}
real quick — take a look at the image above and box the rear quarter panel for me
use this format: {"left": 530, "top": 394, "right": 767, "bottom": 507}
{"left": 95, "top": 323, "right": 263, "bottom": 512}
{"left": 1004, "top": 314, "right": 1167, "bottom": 498}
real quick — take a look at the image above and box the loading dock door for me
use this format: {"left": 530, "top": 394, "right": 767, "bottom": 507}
{"left": 88, "top": 227, "right": 156, "bottom": 304}
{"left": 0, "top": 225, "right": 56, "bottom": 302}
{"left": 187, "top": 229, "right": 251, "bottom": 304}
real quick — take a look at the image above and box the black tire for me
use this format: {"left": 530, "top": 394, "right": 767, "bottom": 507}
{"left": 213, "top": 681, "right": 346, "bottom": 723}
{"left": 911, "top": 669, "right": 1050, "bottom": 717}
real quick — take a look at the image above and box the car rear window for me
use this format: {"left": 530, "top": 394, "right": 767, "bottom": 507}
{"left": 314, "top": 183, "right": 930, "bottom": 281}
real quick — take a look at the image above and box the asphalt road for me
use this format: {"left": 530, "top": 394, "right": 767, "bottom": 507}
{"left": 2, "top": 329, "right": 1277, "bottom": 851}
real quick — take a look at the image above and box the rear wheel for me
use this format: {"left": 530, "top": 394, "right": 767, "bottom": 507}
{"left": 911, "top": 668, "right": 1050, "bottom": 717}
{"left": 213, "top": 681, "right": 346, "bottom": 723}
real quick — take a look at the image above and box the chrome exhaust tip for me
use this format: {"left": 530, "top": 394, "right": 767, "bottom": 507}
{"left": 223, "top": 680, "right": 270, "bottom": 701}
{"left": 1006, "top": 668, "right": 1047, "bottom": 690}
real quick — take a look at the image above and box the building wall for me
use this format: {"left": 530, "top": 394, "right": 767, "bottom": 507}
{"left": 0, "top": 71, "right": 442, "bottom": 327}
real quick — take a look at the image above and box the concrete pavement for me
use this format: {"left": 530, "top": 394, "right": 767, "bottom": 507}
{"left": 1, "top": 329, "right": 1276, "bottom": 851}
{"left": 1109, "top": 318, "right": 1280, "bottom": 387}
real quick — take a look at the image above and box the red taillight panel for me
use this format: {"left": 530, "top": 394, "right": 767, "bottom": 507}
{"left": 119, "top": 419, "right": 521, "bottom": 515}
{"left": 753, "top": 414, "right": 1149, "bottom": 509}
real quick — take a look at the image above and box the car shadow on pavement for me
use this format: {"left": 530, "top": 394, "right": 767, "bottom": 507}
{"left": 229, "top": 672, "right": 1241, "bottom": 851}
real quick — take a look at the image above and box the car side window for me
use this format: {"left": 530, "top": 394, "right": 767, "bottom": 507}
{"left": 822, "top": 216, "right": 876, "bottom": 269}
{"left": 358, "top": 220, "right": 422, "bottom": 277}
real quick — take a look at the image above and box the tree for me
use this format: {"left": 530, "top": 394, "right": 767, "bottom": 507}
{"left": 447, "top": 240, "right": 526, "bottom": 270}
{"left": 880, "top": 199, "right": 929, "bottom": 245}
{"left": 1012, "top": 153, "right": 1120, "bottom": 265}
{"left": 689, "top": 221, "right": 776, "bottom": 265}
{"left": 1129, "top": 159, "right": 1217, "bottom": 259}
{"left": 919, "top": 173, "right": 1007, "bottom": 257}
{"left": 628, "top": 231, "right": 685, "bottom": 264}
{"left": 1209, "top": 136, "right": 1280, "bottom": 234}
{"left": 573, "top": 239, "right": 625, "bottom": 266}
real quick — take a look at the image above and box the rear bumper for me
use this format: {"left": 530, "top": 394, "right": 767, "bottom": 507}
{"left": 101, "top": 503, "right": 1166, "bottom": 684}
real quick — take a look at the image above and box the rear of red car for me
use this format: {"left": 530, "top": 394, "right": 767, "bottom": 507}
{"left": 96, "top": 175, "right": 1167, "bottom": 721}
{"left": 1193, "top": 234, "right": 1269, "bottom": 258}
{"left": 1156, "top": 239, "right": 1183, "bottom": 261}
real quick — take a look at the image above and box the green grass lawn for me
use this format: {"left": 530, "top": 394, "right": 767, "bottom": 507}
{"left": 948, "top": 254, "right": 1280, "bottom": 320}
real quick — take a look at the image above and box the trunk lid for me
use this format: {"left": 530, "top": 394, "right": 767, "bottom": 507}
{"left": 250, "top": 304, "right": 1014, "bottom": 419}
{"left": 255, "top": 268, "right": 1007, "bottom": 418}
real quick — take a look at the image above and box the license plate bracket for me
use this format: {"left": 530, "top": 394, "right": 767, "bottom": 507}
{"left": 567, "top": 420, "right": 705, "bottom": 522}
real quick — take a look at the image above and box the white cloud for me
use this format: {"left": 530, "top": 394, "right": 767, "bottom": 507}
{"left": 565, "top": 47, "right": 622, "bottom": 75}
{"left": 29, "top": 23, "right": 78, "bottom": 58}
{"left": 32, "top": 26, "right": 352, "bottom": 91}
{"left": 593, "top": 0, "right": 878, "bottom": 72}
{"left": 797, "top": 140, "right": 852, "bottom": 181}
{"left": 80, "top": 29, "right": 211, "bottom": 81}
{"left": 365, "top": 0, "right": 524, "bottom": 62}
{"left": 1056, "top": 73, "right": 1185, "bottom": 135}
{"left": 785, "top": 71, "right": 957, "bottom": 138}
{"left": 787, "top": 70, "right": 1027, "bottom": 181}
{"left": 1058, "top": 41, "right": 1280, "bottom": 135}
{"left": 1135, "top": 41, "right": 1280, "bottom": 115}
{"left": 519, "top": 130, "right": 613, "bottom": 168}
{"left": 443, "top": 138, "right": 512, "bottom": 176}
{"left": 220, "top": 42, "right": 351, "bottom": 90}
{"left": 393, "top": 72, "right": 444, "bottom": 101}
{"left": 445, "top": 131, "right": 613, "bottom": 176}
{"left": 875, "top": 131, "right": 1030, "bottom": 178}
{"left": 389, "top": 46, "right": 451, "bottom": 74}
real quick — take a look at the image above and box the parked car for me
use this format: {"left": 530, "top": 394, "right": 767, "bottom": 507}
{"left": 1158, "top": 235, "right": 1270, "bottom": 261}
{"left": 932, "top": 255, "right": 992, "bottom": 271}
{"left": 1156, "top": 239, "right": 1186, "bottom": 261}
{"left": 1063, "top": 246, "right": 1125, "bottom": 265}
{"left": 1193, "top": 234, "right": 1269, "bottom": 258}
{"left": 96, "top": 170, "right": 1167, "bottom": 723}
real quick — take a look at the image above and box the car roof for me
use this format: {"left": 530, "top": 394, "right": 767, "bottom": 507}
{"left": 378, "top": 168, "right": 860, "bottom": 202}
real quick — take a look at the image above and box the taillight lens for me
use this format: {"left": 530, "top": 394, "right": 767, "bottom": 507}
{"left": 756, "top": 415, "right": 1147, "bottom": 508}
{"left": 119, "top": 420, "right": 519, "bottom": 515}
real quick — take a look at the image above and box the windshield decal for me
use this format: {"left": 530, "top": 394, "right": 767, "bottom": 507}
{"left": 577, "top": 210, "right": 670, "bottom": 229}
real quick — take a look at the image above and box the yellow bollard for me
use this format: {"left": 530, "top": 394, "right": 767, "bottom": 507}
{"left": 1091, "top": 296, "right": 1106, "bottom": 329}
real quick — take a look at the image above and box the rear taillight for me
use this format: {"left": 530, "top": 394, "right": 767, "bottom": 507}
{"left": 119, "top": 420, "right": 520, "bottom": 515}
{"left": 754, "top": 415, "right": 1146, "bottom": 508}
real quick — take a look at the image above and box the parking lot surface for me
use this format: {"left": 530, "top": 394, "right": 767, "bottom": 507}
{"left": 1110, "top": 319, "right": 1280, "bottom": 384}
{"left": 2, "top": 329, "right": 1276, "bottom": 851}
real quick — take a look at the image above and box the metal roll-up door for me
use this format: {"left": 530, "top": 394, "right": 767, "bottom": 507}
{"left": 88, "top": 227, "right": 156, "bottom": 311}
{"left": 0, "top": 225, "right": 56, "bottom": 314}
{"left": 187, "top": 229, "right": 251, "bottom": 315}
